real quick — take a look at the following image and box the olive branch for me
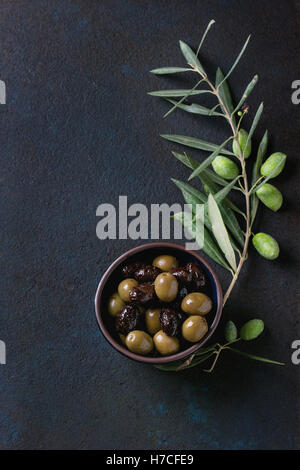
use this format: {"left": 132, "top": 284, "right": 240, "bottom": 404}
{"left": 149, "top": 20, "right": 285, "bottom": 372}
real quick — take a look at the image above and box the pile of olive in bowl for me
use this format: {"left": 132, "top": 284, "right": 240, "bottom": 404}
{"left": 95, "top": 243, "right": 222, "bottom": 363}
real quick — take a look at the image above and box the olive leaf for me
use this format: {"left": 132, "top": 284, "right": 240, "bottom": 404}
{"left": 217, "top": 35, "right": 251, "bottom": 89}
{"left": 196, "top": 19, "right": 215, "bottom": 56}
{"left": 208, "top": 194, "right": 237, "bottom": 271}
{"left": 161, "top": 134, "right": 234, "bottom": 155}
{"left": 225, "top": 321, "right": 238, "bottom": 342}
{"left": 172, "top": 178, "right": 240, "bottom": 254}
{"left": 201, "top": 168, "right": 244, "bottom": 216}
{"left": 148, "top": 89, "right": 209, "bottom": 97}
{"left": 245, "top": 102, "right": 264, "bottom": 149}
{"left": 166, "top": 99, "right": 222, "bottom": 116}
{"left": 227, "top": 347, "right": 284, "bottom": 366}
{"left": 150, "top": 67, "right": 194, "bottom": 75}
{"left": 188, "top": 137, "right": 233, "bottom": 180}
{"left": 232, "top": 75, "right": 259, "bottom": 114}
{"left": 215, "top": 67, "right": 236, "bottom": 124}
{"left": 240, "top": 319, "right": 264, "bottom": 340}
{"left": 171, "top": 151, "right": 245, "bottom": 242}
{"left": 213, "top": 176, "right": 239, "bottom": 204}
{"left": 199, "top": 172, "right": 245, "bottom": 247}
{"left": 173, "top": 202, "right": 228, "bottom": 268}
{"left": 164, "top": 79, "right": 205, "bottom": 118}
{"left": 179, "top": 40, "right": 206, "bottom": 75}
{"left": 172, "top": 179, "right": 213, "bottom": 233}
{"left": 171, "top": 178, "right": 206, "bottom": 204}
{"left": 154, "top": 351, "right": 215, "bottom": 371}
{"left": 172, "top": 151, "right": 242, "bottom": 212}
{"left": 173, "top": 211, "right": 231, "bottom": 270}
{"left": 174, "top": 179, "right": 241, "bottom": 254}
{"left": 251, "top": 130, "right": 268, "bottom": 224}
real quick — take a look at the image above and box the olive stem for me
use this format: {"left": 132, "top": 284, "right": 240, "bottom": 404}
{"left": 203, "top": 349, "right": 220, "bottom": 373}
{"left": 191, "top": 65, "right": 251, "bottom": 306}
{"left": 176, "top": 353, "right": 195, "bottom": 371}
{"left": 249, "top": 175, "right": 265, "bottom": 195}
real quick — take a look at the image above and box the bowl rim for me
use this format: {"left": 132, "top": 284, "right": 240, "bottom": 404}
{"left": 95, "top": 242, "right": 223, "bottom": 364}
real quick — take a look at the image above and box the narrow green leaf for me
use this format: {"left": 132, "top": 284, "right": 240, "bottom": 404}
{"left": 150, "top": 67, "right": 193, "bottom": 75}
{"left": 250, "top": 130, "right": 268, "bottom": 224}
{"left": 173, "top": 211, "right": 230, "bottom": 270}
{"left": 164, "top": 79, "right": 204, "bottom": 118}
{"left": 172, "top": 152, "right": 244, "bottom": 217}
{"left": 171, "top": 178, "right": 206, "bottom": 203}
{"left": 227, "top": 347, "right": 284, "bottom": 366}
{"left": 202, "top": 169, "right": 245, "bottom": 216}
{"left": 225, "top": 321, "right": 238, "bottom": 342}
{"left": 202, "top": 227, "right": 231, "bottom": 269}
{"left": 221, "top": 208, "right": 244, "bottom": 247}
{"left": 179, "top": 352, "right": 215, "bottom": 370}
{"left": 214, "top": 177, "right": 239, "bottom": 204}
{"left": 166, "top": 99, "right": 222, "bottom": 116}
{"left": 252, "top": 160, "right": 283, "bottom": 193}
{"left": 217, "top": 35, "right": 251, "bottom": 89}
{"left": 215, "top": 67, "right": 236, "bottom": 124}
{"left": 188, "top": 137, "right": 233, "bottom": 180}
{"left": 161, "top": 134, "right": 234, "bottom": 155}
{"left": 173, "top": 210, "right": 205, "bottom": 248}
{"left": 245, "top": 102, "right": 264, "bottom": 149}
{"left": 251, "top": 130, "right": 268, "bottom": 186}
{"left": 195, "top": 344, "right": 218, "bottom": 356}
{"left": 154, "top": 352, "right": 215, "bottom": 371}
{"left": 208, "top": 103, "right": 221, "bottom": 116}
{"left": 196, "top": 19, "right": 215, "bottom": 56}
{"left": 208, "top": 194, "right": 237, "bottom": 271}
{"left": 171, "top": 179, "right": 212, "bottom": 230}
{"left": 199, "top": 171, "right": 244, "bottom": 246}
{"left": 179, "top": 40, "right": 206, "bottom": 75}
{"left": 232, "top": 75, "right": 259, "bottom": 114}
{"left": 148, "top": 89, "right": 209, "bottom": 97}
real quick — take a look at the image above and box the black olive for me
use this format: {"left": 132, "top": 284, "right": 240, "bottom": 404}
{"left": 115, "top": 305, "right": 141, "bottom": 335}
{"left": 121, "top": 262, "right": 143, "bottom": 278}
{"left": 134, "top": 265, "right": 161, "bottom": 283}
{"left": 185, "top": 262, "right": 206, "bottom": 288}
{"left": 129, "top": 283, "right": 155, "bottom": 303}
{"left": 160, "top": 308, "right": 180, "bottom": 337}
{"left": 170, "top": 267, "right": 192, "bottom": 284}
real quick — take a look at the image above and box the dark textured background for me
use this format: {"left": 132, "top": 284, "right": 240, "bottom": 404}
{"left": 0, "top": 0, "right": 299, "bottom": 450}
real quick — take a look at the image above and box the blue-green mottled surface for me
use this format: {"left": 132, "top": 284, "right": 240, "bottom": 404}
{"left": 0, "top": 0, "right": 299, "bottom": 450}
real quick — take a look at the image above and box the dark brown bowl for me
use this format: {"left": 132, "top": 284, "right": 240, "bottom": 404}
{"left": 95, "top": 242, "right": 223, "bottom": 364}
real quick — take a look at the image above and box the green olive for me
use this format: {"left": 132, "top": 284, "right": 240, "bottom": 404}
{"left": 154, "top": 272, "right": 178, "bottom": 302}
{"left": 212, "top": 156, "right": 239, "bottom": 180}
{"left": 181, "top": 292, "right": 212, "bottom": 315}
{"left": 256, "top": 183, "right": 283, "bottom": 211}
{"left": 119, "top": 333, "right": 126, "bottom": 345}
{"left": 125, "top": 330, "right": 153, "bottom": 355}
{"left": 240, "top": 319, "right": 264, "bottom": 341}
{"left": 232, "top": 129, "right": 251, "bottom": 159}
{"left": 182, "top": 316, "right": 208, "bottom": 342}
{"left": 107, "top": 292, "right": 125, "bottom": 317}
{"left": 152, "top": 254, "right": 178, "bottom": 272}
{"left": 252, "top": 232, "right": 279, "bottom": 260}
{"left": 260, "top": 152, "right": 286, "bottom": 178}
{"left": 145, "top": 308, "right": 161, "bottom": 335}
{"left": 153, "top": 330, "right": 180, "bottom": 356}
{"left": 117, "top": 278, "right": 138, "bottom": 302}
